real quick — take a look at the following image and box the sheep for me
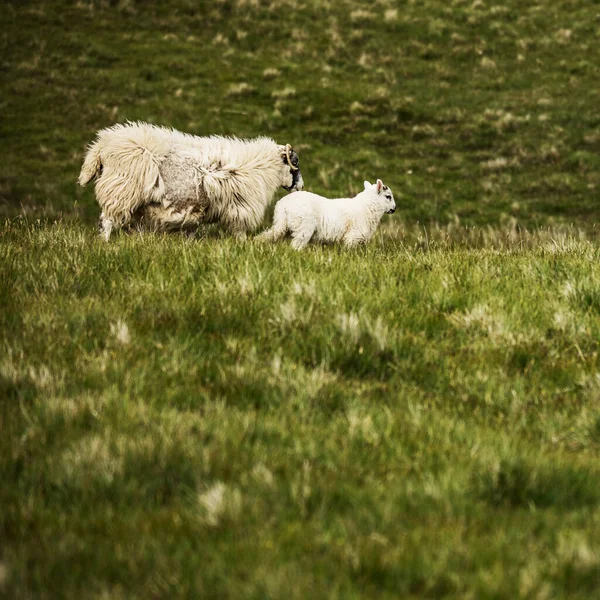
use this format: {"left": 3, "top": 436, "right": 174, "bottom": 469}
{"left": 78, "top": 121, "right": 304, "bottom": 240}
{"left": 256, "top": 179, "right": 396, "bottom": 249}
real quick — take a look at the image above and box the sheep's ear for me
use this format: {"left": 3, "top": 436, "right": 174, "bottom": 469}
{"left": 376, "top": 179, "right": 383, "bottom": 193}
{"left": 364, "top": 180, "right": 371, "bottom": 190}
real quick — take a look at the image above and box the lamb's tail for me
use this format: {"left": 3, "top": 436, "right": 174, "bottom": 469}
{"left": 255, "top": 227, "right": 275, "bottom": 243}
{"left": 78, "top": 143, "right": 102, "bottom": 186}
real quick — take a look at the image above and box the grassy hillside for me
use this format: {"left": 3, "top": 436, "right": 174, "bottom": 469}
{"left": 2, "top": 0, "right": 600, "bottom": 227}
{"left": 3, "top": 1, "right": 600, "bottom": 598}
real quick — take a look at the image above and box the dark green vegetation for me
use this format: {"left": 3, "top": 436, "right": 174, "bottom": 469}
{"left": 2, "top": 0, "right": 600, "bottom": 226}
{"left": 3, "top": 224, "right": 600, "bottom": 598}
{"left": 2, "top": 1, "right": 600, "bottom": 598}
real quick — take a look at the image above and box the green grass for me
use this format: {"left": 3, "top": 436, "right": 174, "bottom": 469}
{"left": 2, "top": 0, "right": 600, "bottom": 228}
{"left": 3, "top": 0, "right": 600, "bottom": 597}
{"left": 2, "top": 222, "right": 600, "bottom": 598}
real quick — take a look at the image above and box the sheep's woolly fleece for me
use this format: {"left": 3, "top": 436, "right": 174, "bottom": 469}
{"left": 257, "top": 180, "right": 396, "bottom": 249}
{"left": 79, "top": 121, "right": 301, "bottom": 238}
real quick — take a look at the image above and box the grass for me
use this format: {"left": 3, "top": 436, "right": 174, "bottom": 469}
{"left": 2, "top": 0, "right": 600, "bottom": 228}
{"left": 2, "top": 0, "right": 600, "bottom": 597}
{"left": 2, "top": 221, "right": 600, "bottom": 598}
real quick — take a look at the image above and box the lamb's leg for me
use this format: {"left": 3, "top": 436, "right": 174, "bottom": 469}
{"left": 343, "top": 235, "right": 367, "bottom": 248}
{"left": 290, "top": 221, "right": 316, "bottom": 250}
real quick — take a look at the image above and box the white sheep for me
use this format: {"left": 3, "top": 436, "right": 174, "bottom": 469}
{"left": 78, "top": 121, "right": 304, "bottom": 240}
{"left": 257, "top": 179, "right": 396, "bottom": 249}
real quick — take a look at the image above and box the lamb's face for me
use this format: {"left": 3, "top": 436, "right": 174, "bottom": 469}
{"left": 382, "top": 185, "right": 396, "bottom": 214}
{"left": 364, "top": 179, "right": 396, "bottom": 214}
{"left": 278, "top": 144, "right": 304, "bottom": 192}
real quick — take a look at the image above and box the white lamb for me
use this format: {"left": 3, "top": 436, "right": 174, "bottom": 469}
{"left": 257, "top": 179, "right": 396, "bottom": 249}
{"left": 78, "top": 121, "right": 304, "bottom": 240}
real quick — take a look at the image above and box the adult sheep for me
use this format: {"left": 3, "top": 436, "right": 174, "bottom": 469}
{"left": 78, "top": 121, "right": 304, "bottom": 240}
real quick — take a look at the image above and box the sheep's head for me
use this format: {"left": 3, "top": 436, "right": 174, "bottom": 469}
{"left": 278, "top": 143, "right": 304, "bottom": 192}
{"left": 364, "top": 179, "right": 396, "bottom": 214}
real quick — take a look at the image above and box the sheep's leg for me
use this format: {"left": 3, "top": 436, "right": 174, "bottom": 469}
{"left": 98, "top": 213, "right": 114, "bottom": 242}
{"left": 131, "top": 201, "right": 206, "bottom": 234}
{"left": 154, "top": 206, "right": 198, "bottom": 232}
{"left": 225, "top": 209, "right": 258, "bottom": 240}
{"left": 227, "top": 222, "right": 248, "bottom": 241}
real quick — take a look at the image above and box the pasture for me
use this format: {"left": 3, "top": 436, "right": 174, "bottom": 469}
{"left": 2, "top": 0, "right": 600, "bottom": 598}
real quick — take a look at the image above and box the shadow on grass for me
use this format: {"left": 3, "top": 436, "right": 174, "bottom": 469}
{"left": 474, "top": 456, "right": 600, "bottom": 509}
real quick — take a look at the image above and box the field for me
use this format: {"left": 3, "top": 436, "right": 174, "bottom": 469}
{"left": 2, "top": 0, "right": 600, "bottom": 598}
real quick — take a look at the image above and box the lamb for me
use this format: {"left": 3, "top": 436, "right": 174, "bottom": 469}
{"left": 78, "top": 121, "right": 304, "bottom": 240}
{"left": 257, "top": 179, "right": 396, "bottom": 249}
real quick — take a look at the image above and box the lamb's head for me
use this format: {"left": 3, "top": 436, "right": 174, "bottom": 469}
{"left": 278, "top": 143, "right": 304, "bottom": 192}
{"left": 363, "top": 179, "right": 396, "bottom": 214}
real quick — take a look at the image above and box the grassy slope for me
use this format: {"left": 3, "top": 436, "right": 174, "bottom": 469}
{"left": 2, "top": 0, "right": 600, "bottom": 598}
{"left": 2, "top": 223, "right": 600, "bottom": 598}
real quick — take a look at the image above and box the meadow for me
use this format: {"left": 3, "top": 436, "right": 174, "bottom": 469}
{"left": 2, "top": 0, "right": 600, "bottom": 598}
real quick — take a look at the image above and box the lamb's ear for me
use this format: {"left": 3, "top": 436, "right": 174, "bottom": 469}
{"left": 376, "top": 179, "right": 384, "bottom": 193}
{"left": 364, "top": 180, "right": 371, "bottom": 190}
